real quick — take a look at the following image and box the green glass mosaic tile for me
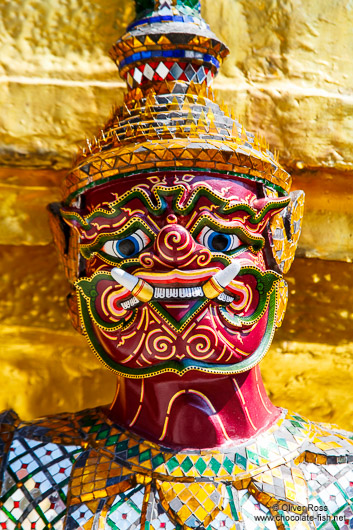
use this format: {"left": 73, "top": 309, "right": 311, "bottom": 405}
{"left": 276, "top": 438, "right": 289, "bottom": 450}
{"left": 195, "top": 457, "right": 207, "bottom": 475}
{"left": 235, "top": 453, "right": 247, "bottom": 470}
{"left": 128, "top": 444, "right": 140, "bottom": 458}
{"left": 105, "top": 434, "right": 121, "bottom": 446}
{"left": 166, "top": 456, "right": 179, "bottom": 473}
{"left": 139, "top": 449, "right": 151, "bottom": 463}
{"left": 96, "top": 428, "right": 110, "bottom": 440}
{"left": 180, "top": 456, "right": 193, "bottom": 473}
{"left": 116, "top": 439, "right": 129, "bottom": 452}
{"left": 151, "top": 453, "right": 165, "bottom": 469}
{"left": 223, "top": 456, "right": 234, "bottom": 475}
{"left": 246, "top": 449, "right": 260, "bottom": 466}
{"left": 259, "top": 446, "right": 269, "bottom": 459}
{"left": 209, "top": 457, "right": 221, "bottom": 474}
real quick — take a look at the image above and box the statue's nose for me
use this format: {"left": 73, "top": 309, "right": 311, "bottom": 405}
{"left": 155, "top": 224, "right": 195, "bottom": 267}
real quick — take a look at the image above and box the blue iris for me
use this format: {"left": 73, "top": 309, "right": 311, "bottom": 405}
{"left": 207, "top": 232, "right": 233, "bottom": 252}
{"left": 114, "top": 235, "right": 140, "bottom": 258}
{"left": 102, "top": 229, "right": 150, "bottom": 260}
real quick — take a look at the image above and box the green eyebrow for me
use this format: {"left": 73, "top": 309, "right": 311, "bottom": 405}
{"left": 190, "top": 216, "right": 265, "bottom": 252}
{"left": 61, "top": 185, "right": 290, "bottom": 230}
{"left": 79, "top": 218, "right": 156, "bottom": 259}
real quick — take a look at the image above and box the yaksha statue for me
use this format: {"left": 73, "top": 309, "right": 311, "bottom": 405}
{"left": 2, "top": 1, "right": 353, "bottom": 529}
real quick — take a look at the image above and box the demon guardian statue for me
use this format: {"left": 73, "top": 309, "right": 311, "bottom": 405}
{"left": 1, "top": 1, "right": 352, "bottom": 529}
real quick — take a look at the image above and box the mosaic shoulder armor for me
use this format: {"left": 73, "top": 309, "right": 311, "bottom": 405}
{"left": 1, "top": 407, "right": 353, "bottom": 530}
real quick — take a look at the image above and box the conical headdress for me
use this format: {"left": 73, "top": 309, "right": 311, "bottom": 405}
{"left": 63, "top": 0, "right": 291, "bottom": 205}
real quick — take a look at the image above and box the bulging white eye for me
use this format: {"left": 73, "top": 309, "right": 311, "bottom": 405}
{"left": 102, "top": 230, "right": 150, "bottom": 259}
{"left": 197, "top": 227, "right": 241, "bottom": 253}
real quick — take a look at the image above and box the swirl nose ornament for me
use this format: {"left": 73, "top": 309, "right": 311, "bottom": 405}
{"left": 156, "top": 224, "right": 196, "bottom": 266}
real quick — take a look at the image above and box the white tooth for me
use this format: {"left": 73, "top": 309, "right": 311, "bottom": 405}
{"left": 171, "top": 288, "right": 178, "bottom": 298}
{"left": 217, "top": 293, "right": 234, "bottom": 303}
{"left": 185, "top": 288, "right": 193, "bottom": 298}
{"left": 166, "top": 288, "right": 172, "bottom": 298}
{"left": 155, "top": 287, "right": 165, "bottom": 298}
{"left": 130, "top": 297, "right": 139, "bottom": 306}
{"left": 121, "top": 296, "right": 140, "bottom": 309}
{"left": 192, "top": 287, "right": 203, "bottom": 297}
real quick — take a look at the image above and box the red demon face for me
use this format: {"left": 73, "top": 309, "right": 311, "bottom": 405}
{"left": 62, "top": 172, "right": 289, "bottom": 378}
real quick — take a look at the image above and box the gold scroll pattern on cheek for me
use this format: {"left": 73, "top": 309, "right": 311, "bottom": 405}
{"left": 270, "top": 190, "right": 305, "bottom": 274}
{"left": 156, "top": 480, "right": 225, "bottom": 529}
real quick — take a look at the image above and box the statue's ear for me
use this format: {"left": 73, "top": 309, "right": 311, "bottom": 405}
{"left": 266, "top": 190, "right": 305, "bottom": 274}
{"left": 59, "top": 205, "right": 91, "bottom": 236}
{"left": 48, "top": 203, "right": 71, "bottom": 265}
{"left": 48, "top": 202, "right": 84, "bottom": 334}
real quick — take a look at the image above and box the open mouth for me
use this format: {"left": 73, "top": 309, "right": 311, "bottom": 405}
{"left": 114, "top": 267, "right": 237, "bottom": 309}
{"left": 120, "top": 287, "right": 234, "bottom": 309}
{"left": 75, "top": 262, "right": 280, "bottom": 335}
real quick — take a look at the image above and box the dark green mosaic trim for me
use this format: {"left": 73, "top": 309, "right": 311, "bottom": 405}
{"left": 64, "top": 169, "right": 288, "bottom": 205}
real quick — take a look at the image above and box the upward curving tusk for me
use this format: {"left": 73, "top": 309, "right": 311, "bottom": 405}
{"left": 202, "top": 261, "right": 241, "bottom": 300}
{"left": 111, "top": 268, "right": 154, "bottom": 303}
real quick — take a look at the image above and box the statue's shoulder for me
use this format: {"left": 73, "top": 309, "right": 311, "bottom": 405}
{"left": 0, "top": 406, "right": 107, "bottom": 448}
{"left": 303, "top": 416, "right": 353, "bottom": 463}
{"left": 0, "top": 409, "right": 20, "bottom": 478}
{"left": 0, "top": 406, "right": 113, "bottom": 527}
{"left": 0, "top": 406, "right": 109, "bottom": 487}
{"left": 277, "top": 410, "right": 353, "bottom": 461}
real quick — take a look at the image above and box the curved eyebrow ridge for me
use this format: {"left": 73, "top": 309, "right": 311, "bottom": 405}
{"left": 190, "top": 213, "right": 265, "bottom": 247}
{"left": 188, "top": 207, "right": 276, "bottom": 235}
{"left": 78, "top": 217, "right": 156, "bottom": 259}
{"left": 61, "top": 185, "right": 290, "bottom": 233}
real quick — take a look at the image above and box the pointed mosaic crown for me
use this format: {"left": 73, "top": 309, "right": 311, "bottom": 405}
{"left": 63, "top": 0, "right": 291, "bottom": 204}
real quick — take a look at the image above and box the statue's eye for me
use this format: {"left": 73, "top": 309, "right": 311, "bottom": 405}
{"left": 196, "top": 227, "right": 241, "bottom": 253}
{"left": 102, "top": 230, "right": 150, "bottom": 259}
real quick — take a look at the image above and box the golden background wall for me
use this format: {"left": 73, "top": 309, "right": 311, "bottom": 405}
{"left": 1, "top": 0, "right": 353, "bottom": 427}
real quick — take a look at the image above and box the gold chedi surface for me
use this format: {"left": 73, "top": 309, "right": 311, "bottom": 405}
{"left": 0, "top": 0, "right": 352, "bottom": 425}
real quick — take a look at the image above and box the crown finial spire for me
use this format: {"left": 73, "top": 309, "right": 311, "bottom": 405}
{"left": 135, "top": 0, "right": 201, "bottom": 18}
{"left": 110, "top": 0, "right": 228, "bottom": 94}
